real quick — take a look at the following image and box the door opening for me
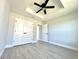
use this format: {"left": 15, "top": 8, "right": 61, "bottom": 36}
{"left": 42, "top": 24, "right": 48, "bottom": 42}
{"left": 36, "top": 25, "right": 40, "bottom": 41}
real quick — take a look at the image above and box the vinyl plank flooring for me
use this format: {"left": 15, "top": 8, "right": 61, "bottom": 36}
{"left": 0, "top": 41, "right": 78, "bottom": 59}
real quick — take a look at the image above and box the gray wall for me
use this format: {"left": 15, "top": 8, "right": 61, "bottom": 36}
{"left": 47, "top": 11, "right": 78, "bottom": 48}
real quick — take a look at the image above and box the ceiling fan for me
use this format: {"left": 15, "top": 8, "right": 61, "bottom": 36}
{"left": 34, "top": 0, "right": 55, "bottom": 14}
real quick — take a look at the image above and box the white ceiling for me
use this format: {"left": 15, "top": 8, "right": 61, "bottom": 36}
{"left": 9, "top": 0, "right": 78, "bottom": 21}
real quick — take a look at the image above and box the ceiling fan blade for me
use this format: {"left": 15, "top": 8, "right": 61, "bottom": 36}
{"left": 34, "top": 2, "right": 41, "bottom": 7}
{"left": 44, "top": 9, "right": 47, "bottom": 14}
{"left": 44, "top": 0, "right": 49, "bottom": 6}
{"left": 36, "top": 8, "right": 43, "bottom": 13}
{"left": 45, "top": 6, "right": 55, "bottom": 8}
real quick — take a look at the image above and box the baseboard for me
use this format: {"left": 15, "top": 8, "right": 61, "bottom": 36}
{"left": 32, "top": 40, "right": 38, "bottom": 43}
{"left": 48, "top": 41, "right": 78, "bottom": 51}
{"left": 4, "top": 40, "right": 78, "bottom": 56}
{"left": 39, "top": 40, "right": 48, "bottom": 42}
{"left": 5, "top": 45, "right": 14, "bottom": 48}
{"left": 5, "top": 41, "right": 38, "bottom": 48}
{"left": 0, "top": 48, "right": 5, "bottom": 58}
{"left": 40, "top": 40, "right": 78, "bottom": 51}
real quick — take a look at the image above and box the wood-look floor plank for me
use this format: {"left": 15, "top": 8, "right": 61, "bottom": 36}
{"left": 0, "top": 41, "right": 78, "bottom": 59}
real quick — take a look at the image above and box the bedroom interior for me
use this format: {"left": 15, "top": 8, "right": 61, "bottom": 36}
{"left": 0, "top": 0, "right": 78, "bottom": 59}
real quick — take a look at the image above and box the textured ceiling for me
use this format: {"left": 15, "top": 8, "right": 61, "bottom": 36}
{"left": 9, "top": 0, "right": 78, "bottom": 21}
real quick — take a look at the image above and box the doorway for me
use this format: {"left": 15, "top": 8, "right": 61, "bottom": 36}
{"left": 42, "top": 24, "right": 48, "bottom": 42}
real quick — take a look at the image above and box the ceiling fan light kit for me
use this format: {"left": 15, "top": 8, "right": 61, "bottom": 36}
{"left": 34, "top": 0, "right": 55, "bottom": 14}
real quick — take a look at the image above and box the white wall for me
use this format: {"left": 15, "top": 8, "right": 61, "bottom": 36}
{"left": 0, "top": 0, "right": 10, "bottom": 56}
{"left": 6, "top": 14, "right": 15, "bottom": 46}
{"left": 47, "top": 11, "right": 78, "bottom": 49}
{"left": 6, "top": 12, "right": 43, "bottom": 45}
